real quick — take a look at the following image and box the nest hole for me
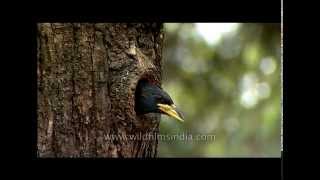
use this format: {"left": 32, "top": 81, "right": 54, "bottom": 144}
{"left": 134, "top": 78, "right": 149, "bottom": 114}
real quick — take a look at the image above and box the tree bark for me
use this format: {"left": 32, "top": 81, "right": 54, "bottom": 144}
{"left": 37, "top": 23, "right": 164, "bottom": 157}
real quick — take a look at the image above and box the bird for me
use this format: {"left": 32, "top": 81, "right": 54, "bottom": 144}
{"left": 135, "top": 79, "right": 184, "bottom": 122}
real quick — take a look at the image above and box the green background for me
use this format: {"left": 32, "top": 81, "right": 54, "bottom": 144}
{"left": 158, "top": 23, "right": 281, "bottom": 157}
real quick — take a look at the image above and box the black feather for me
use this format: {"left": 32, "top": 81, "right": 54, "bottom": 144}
{"left": 135, "top": 80, "right": 173, "bottom": 115}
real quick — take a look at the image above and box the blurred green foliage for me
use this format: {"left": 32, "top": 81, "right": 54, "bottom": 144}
{"left": 159, "top": 23, "right": 281, "bottom": 157}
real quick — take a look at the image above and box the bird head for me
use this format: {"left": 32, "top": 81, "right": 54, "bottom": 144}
{"left": 135, "top": 80, "right": 184, "bottom": 122}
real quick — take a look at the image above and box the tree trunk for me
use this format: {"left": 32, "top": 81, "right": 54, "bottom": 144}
{"left": 37, "top": 23, "right": 164, "bottom": 157}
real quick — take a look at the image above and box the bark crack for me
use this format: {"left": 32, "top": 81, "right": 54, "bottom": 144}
{"left": 90, "top": 25, "right": 98, "bottom": 157}
{"left": 72, "top": 24, "right": 80, "bottom": 156}
{"left": 49, "top": 23, "right": 58, "bottom": 157}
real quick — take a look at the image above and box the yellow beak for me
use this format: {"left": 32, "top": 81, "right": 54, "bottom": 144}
{"left": 157, "top": 104, "right": 184, "bottom": 122}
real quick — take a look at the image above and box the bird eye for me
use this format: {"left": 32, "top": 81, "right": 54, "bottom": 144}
{"left": 155, "top": 95, "right": 163, "bottom": 102}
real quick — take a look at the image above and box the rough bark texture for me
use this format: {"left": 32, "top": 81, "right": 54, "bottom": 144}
{"left": 37, "top": 23, "right": 164, "bottom": 157}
